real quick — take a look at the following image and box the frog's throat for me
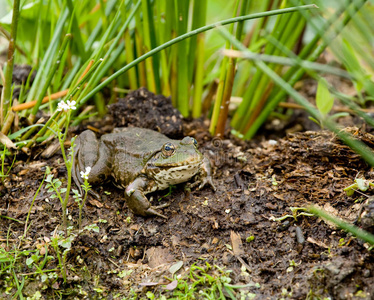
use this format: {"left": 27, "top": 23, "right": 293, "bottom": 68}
{"left": 148, "top": 160, "right": 202, "bottom": 189}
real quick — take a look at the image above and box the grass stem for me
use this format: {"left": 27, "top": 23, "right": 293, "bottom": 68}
{"left": 2, "top": 0, "right": 20, "bottom": 126}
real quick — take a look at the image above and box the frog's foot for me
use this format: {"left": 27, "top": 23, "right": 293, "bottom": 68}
{"left": 126, "top": 178, "right": 169, "bottom": 219}
{"left": 143, "top": 207, "right": 168, "bottom": 219}
{"left": 190, "top": 176, "right": 216, "bottom": 192}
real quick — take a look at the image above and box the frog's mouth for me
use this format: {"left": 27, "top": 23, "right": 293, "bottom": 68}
{"left": 151, "top": 155, "right": 202, "bottom": 168}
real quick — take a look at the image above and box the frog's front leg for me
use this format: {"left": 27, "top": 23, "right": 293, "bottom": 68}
{"left": 125, "top": 177, "right": 167, "bottom": 219}
{"left": 192, "top": 156, "right": 216, "bottom": 191}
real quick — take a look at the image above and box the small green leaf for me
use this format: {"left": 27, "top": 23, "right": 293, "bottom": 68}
{"left": 45, "top": 166, "right": 51, "bottom": 174}
{"left": 84, "top": 224, "right": 100, "bottom": 233}
{"left": 356, "top": 178, "right": 369, "bottom": 191}
{"left": 54, "top": 181, "right": 62, "bottom": 188}
{"left": 59, "top": 238, "right": 72, "bottom": 249}
{"left": 169, "top": 261, "right": 183, "bottom": 275}
{"left": 316, "top": 78, "right": 334, "bottom": 115}
{"left": 26, "top": 257, "right": 34, "bottom": 266}
{"left": 46, "top": 174, "right": 53, "bottom": 183}
{"left": 246, "top": 236, "right": 255, "bottom": 242}
{"left": 146, "top": 291, "right": 155, "bottom": 300}
{"left": 345, "top": 188, "right": 355, "bottom": 197}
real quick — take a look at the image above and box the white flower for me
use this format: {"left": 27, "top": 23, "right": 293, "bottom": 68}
{"left": 57, "top": 101, "right": 68, "bottom": 112}
{"left": 66, "top": 100, "right": 77, "bottom": 110}
{"left": 57, "top": 100, "right": 77, "bottom": 112}
{"left": 80, "top": 166, "right": 91, "bottom": 180}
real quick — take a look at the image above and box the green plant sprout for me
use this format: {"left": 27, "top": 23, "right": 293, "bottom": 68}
{"left": 0, "top": 147, "right": 16, "bottom": 184}
{"left": 158, "top": 185, "right": 176, "bottom": 201}
{"left": 344, "top": 177, "right": 374, "bottom": 196}
{"left": 168, "top": 262, "right": 259, "bottom": 300}
{"left": 246, "top": 235, "right": 255, "bottom": 243}
{"left": 286, "top": 260, "right": 301, "bottom": 273}
{"left": 270, "top": 207, "right": 314, "bottom": 222}
{"left": 309, "top": 78, "right": 349, "bottom": 129}
{"left": 25, "top": 248, "right": 56, "bottom": 280}
{"left": 73, "top": 166, "right": 92, "bottom": 231}
{"left": 51, "top": 233, "right": 70, "bottom": 284}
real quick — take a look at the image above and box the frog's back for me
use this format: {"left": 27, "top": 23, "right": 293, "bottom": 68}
{"left": 110, "top": 127, "right": 171, "bottom": 156}
{"left": 105, "top": 128, "right": 171, "bottom": 185}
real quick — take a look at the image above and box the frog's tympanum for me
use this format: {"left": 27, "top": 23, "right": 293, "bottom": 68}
{"left": 72, "top": 128, "right": 216, "bottom": 218}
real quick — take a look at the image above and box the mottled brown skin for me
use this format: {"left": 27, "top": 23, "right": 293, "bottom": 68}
{"left": 72, "top": 128, "right": 215, "bottom": 218}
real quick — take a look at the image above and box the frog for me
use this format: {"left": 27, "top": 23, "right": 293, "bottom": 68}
{"left": 72, "top": 127, "right": 216, "bottom": 218}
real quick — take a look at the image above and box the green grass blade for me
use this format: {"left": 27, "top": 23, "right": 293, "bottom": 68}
{"left": 309, "top": 206, "right": 374, "bottom": 245}
{"left": 175, "top": 0, "right": 190, "bottom": 117}
{"left": 209, "top": 0, "right": 241, "bottom": 135}
{"left": 191, "top": 0, "right": 207, "bottom": 118}
{"left": 241, "top": 0, "right": 366, "bottom": 139}
{"left": 219, "top": 26, "right": 374, "bottom": 167}
{"left": 29, "top": 33, "right": 72, "bottom": 121}
{"left": 141, "top": 0, "right": 157, "bottom": 93}
{"left": 77, "top": 4, "right": 317, "bottom": 110}
{"left": 65, "top": 0, "right": 87, "bottom": 60}
{"left": 215, "top": 0, "right": 250, "bottom": 136}
{"left": 2, "top": 0, "right": 20, "bottom": 117}
{"left": 24, "top": 8, "right": 69, "bottom": 108}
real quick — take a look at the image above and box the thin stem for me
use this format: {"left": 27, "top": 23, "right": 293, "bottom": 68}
{"left": 60, "top": 112, "right": 72, "bottom": 237}
{"left": 23, "top": 173, "right": 46, "bottom": 239}
{"left": 79, "top": 189, "right": 88, "bottom": 232}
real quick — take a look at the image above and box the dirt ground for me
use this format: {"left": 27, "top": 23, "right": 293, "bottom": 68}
{"left": 1, "top": 87, "right": 374, "bottom": 299}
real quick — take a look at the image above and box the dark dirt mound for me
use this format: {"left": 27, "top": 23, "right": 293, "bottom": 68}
{"left": 1, "top": 90, "right": 374, "bottom": 299}
{"left": 108, "top": 87, "right": 183, "bottom": 139}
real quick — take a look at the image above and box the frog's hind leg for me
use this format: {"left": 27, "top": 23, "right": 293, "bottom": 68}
{"left": 72, "top": 130, "right": 101, "bottom": 198}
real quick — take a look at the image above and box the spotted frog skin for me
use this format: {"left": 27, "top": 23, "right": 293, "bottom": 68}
{"left": 72, "top": 127, "right": 215, "bottom": 218}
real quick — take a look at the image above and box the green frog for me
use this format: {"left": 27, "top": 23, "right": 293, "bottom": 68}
{"left": 72, "top": 127, "right": 216, "bottom": 218}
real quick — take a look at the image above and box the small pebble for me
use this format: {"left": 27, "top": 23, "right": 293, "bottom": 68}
{"left": 265, "top": 203, "right": 277, "bottom": 210}
{"left": 278, "top": 220, "right": 290, "bottom": 231}
{"left": 363, "top": 269, "right": 370, "bottom": 277}
{"left": 295, "top": 226, "right": 305, "bottom": 244}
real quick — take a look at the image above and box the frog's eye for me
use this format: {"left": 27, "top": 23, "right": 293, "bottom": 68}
{"left": 192, "top": 138, "right": 198, "bottom": 147}
{"left": 181, "top": 136, "right": 198, "bottom": 146}
{"left": 162, "top": 142, "right": 176, "bottom": 157}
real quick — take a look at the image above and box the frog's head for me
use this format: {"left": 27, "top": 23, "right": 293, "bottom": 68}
{"left": 146, "top": 136, "right": 204, "bottom": 187}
